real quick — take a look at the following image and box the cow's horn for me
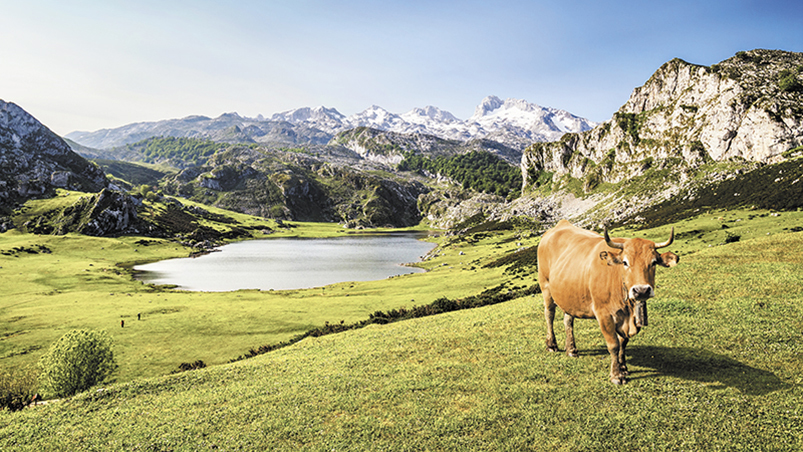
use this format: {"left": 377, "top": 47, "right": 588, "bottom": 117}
{"left": 655, "top": 227, "right": 675, "bottom": 249}
{"left": 604, "top": 228, "right": 624, "bottom": 250}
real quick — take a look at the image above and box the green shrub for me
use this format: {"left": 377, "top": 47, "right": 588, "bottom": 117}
{"left": 232, "top": 284, "right": 541, "bottom": 362}
{"left": 779, "top": 73, "right": 801, "bottom": 92}
{"left": 0, "top": 366, "right": 38, "bottom": 412}
{"left": 176, "top": 360, "right": 207, "bottom": 373}
{"left": 38, "top": 329, "right": 117, "bottom": 398}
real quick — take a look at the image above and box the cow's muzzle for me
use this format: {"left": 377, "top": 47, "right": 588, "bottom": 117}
{"left": 635, "top": 300, "right": 648, "bottom": 327}
{"left": 629, "top": 284, "right": 654, "bottom": 301}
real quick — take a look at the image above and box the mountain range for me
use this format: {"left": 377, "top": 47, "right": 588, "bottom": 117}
{"left": 65, "top": 96, "right": 597, "bottom": 151}
{"left": 3, "top": 48, "right": 802, "bottom": 234}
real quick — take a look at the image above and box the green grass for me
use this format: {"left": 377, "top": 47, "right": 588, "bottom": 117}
{"left": 1, "top": 206, "right": 802, "bottom": 450}
{"left": 0, "top": 197, "right": 525, "bottom": 382}
{"left": 1, "top": 232, "right": 802, "bottom": 449}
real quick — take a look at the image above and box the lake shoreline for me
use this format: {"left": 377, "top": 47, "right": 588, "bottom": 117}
{"left": 134, "top": 233, "right": 438, "bottom": 292}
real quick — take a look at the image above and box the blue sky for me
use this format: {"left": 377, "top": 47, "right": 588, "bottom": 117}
{"left": 1, "top": 0, "right": 801, "bottom": 135}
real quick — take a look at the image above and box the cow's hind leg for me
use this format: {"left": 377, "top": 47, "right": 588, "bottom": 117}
{"left": 563, "top": 313, "right": 578, "bottom": 357}
{"left": 543, "top": 285, "right": 559, "bottom": 352}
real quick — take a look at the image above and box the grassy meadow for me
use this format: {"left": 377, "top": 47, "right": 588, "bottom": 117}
{"left": 1, "top": 194, "right": 523, "bottom": 382}
{"left": 1, "top": 202, "right": 803, "bottom": 450}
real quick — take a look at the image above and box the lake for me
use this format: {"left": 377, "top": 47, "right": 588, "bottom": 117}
{"left": 133, "top": 233, "right": 436, "bottom": 292}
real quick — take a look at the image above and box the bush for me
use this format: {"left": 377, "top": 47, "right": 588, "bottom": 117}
{"left": 779, "top": 73, "right": 801, "bottom": 92}
{"left": 232, "top": 283, "right": 542, "bottom": 362}
{"left": 176, "top": 360, "right": 207, "bottom": 373}
{"left": 38, "top": 329, "right": 117, "bottom": 398}
{"left": 0, "top": 366, "right": 38, "bottom": 412}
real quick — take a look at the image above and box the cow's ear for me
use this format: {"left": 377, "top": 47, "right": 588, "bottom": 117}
{"left": 658, "top": 251, "right": 679, "bottom": 268}
{"left": 600, "top": 250, "right": 623, "bottom": 266}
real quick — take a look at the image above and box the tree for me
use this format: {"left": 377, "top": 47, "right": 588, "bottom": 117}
{"left": 38, "top": 329, "right": 117, "bottom": 398}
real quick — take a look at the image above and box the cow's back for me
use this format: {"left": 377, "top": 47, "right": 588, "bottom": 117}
{"left": 538, "top": 220, "right": 601, "bottom": 278}
{"left": 538, "top": 220, "right": 607, "bottom": 318}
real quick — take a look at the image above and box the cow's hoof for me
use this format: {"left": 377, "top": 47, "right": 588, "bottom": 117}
{"left": 567, "top": 350, "right": 578, "bottom": 358}
{"left": 610, "top": 376, "right": 627, "bottom": 385}
{"left": 546, "top": 345, "right": 559, "bottom": 353}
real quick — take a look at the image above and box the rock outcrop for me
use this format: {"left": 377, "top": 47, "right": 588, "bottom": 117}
{"left": 521, "top": 49, "right": 803, "bottom": 190}
{"left": 0, "top": 100, "right": 108, "bottom": 211}
{"left": 22, "top": 189, "right": 142, "bottom": 236}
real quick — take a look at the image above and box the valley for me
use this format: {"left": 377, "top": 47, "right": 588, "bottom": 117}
{"left": 1, "top": 48, "right": 803, "bottom": 449}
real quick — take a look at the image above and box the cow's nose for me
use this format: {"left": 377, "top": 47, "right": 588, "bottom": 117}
{"left": 630, "top": 285, "right": 653, "bottom": 300}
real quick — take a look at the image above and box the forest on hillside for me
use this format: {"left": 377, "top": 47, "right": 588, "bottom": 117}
{"left": 398, "top": 150, "right": 522, "bottom": 199}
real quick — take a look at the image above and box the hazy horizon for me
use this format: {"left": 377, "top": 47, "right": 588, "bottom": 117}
{"left": 2, "top": 0, "right": 801, "bottom": 135}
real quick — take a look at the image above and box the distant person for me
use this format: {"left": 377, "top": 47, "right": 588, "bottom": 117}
{"left": 121, "top": 319, "right": 125, "bottom": 328}
{"left": 137, "top": 313, "right": 141, "bottom": 320}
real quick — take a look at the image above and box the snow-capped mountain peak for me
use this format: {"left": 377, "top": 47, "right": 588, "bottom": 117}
{"left": 465, "top": 96, "right": 598, "bottom": 145}
{"left": 271, "top": 106, "right": 345, "bottom": 123}
{"left": 270, "top": 106, "right": 347, "bottom": 134}
{"left": 471, "top": 95, "right": 506, "bottom": 119}
{"left": 401, "top": 106, "right": 460, "bottom": 125}
{"left": 346, "top": 106, "right": 408, "bottom": 131}
{"left": 66, "top": 96, "right": 597, "bottom": 151}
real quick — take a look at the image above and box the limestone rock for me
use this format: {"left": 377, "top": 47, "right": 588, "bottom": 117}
{"left": 521, "top": 49, "right": 803, "bottom": 190}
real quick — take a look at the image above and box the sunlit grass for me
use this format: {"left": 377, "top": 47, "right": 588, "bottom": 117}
{"left": 1, "top": 205, "right": 802, "bottom": 450}
{"left": 0, "top": 199, "right": 529, "bottom": 381}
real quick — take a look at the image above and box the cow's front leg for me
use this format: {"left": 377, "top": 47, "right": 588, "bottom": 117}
{"left": 618, "top": 335, "right": 629, "bottom": 376}
{"left": 563, "top": 313, "right": 578, "bottom": 357}
{"left": 543, "top": 287, "right": 558, "bottom": 352}
{"left": 598, "top": 316, "right": 627, "bottom": 384}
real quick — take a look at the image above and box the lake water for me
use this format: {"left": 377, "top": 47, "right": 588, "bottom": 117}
{"left": 134, "top": 233, "right": 436, "bottom": 292}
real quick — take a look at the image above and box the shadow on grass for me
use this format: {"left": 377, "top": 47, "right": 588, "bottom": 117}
{"left": 628, "top": 346, "right": 790, "bottom": 395}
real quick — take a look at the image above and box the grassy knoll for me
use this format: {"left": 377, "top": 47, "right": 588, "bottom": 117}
{"left": 1, "top": 213, "right": 802, "bottom": 450}
{"left": 0, "top": 196, "right": 527, "bottom": 382}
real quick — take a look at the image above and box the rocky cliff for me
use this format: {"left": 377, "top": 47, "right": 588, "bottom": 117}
{"left": 0, "top": 100, "right": 109, "bottom": 211}
{"left": 521, "top": 49, "right": 803, "bottom": 190}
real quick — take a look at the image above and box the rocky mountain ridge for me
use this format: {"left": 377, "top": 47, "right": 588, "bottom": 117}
{"left": 516, "top": 49, "right": 803, "bottom": 227}
{"left": 0, "top": 99, "right": 108, "bottom": 213}
{"left": 66, "top": 96, "right": 596, "bottom": 152}
{"left": 522, "top": 49, "right": 803, "bottom": 189}
{"left": 331, "top": 127, "right": 523, "bottom": 166}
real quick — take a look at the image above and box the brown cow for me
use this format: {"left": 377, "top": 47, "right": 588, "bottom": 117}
{"left": 537, "top": 220, "right": 678, "bottom": 384}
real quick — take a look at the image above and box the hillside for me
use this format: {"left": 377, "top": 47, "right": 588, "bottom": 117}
{"left": 522, "top": 50, "right": 803, "bottom": 184}
{"left": 2, "top": 218, "right": 802, "bottom": 450}
{"left": 85, "top": 134, "right": 529, "bottom": 228}
{"left": 514, "top": 49, "right": 803, "bottom": 227}
{"left": 0, "top": 100, "right": 108, "bottom": 215}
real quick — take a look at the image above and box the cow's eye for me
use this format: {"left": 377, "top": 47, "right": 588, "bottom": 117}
{"left": 622, "top": 258, "right": 629, "bottom": 267}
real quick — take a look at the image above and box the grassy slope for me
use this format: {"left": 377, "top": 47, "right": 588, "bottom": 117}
{"left": 0, "top": 196, "right": 520, "bottom": 382}
{"left": 1, "top": 208, "right": 802, "bottom": 450}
